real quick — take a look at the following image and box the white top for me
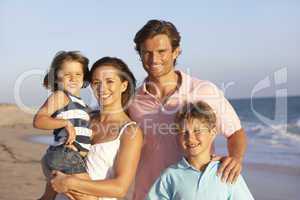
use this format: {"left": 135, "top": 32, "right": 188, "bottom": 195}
{"left": 86, "top": 121, "right": 136, "bottom": 180}
{"left": 55, "top": 121, "right": 136, "bottom": 200}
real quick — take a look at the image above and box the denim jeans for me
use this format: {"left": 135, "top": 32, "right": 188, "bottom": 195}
{"left": 43, "top": 145, "right": 87, "bottom": 175}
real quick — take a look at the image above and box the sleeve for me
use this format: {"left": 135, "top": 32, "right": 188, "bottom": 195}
{"left": 145, "top": 173, "right": 172, "bottom": 200}
{"left": 229, "top": 175, "right": 255, "bottom": 200}
{"left": 194, "top": 81, "right": 242, "bottom": 137}
{"left": 217, "top": 89, "right": 242, "bottom": 137}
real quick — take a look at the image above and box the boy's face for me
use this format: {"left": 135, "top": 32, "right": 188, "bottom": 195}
{"left": 177, "top": 118, "right": 216, "bottom": 158}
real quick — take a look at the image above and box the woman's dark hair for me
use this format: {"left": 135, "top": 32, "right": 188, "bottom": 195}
{"left": 43, "top": 51, "right": 89, "bottom": 91}
{"left": 90, "top": 57, "right": 136, "bottom": 109}
{"left": 175, "top": 101, "right": 217, "bottom": 131}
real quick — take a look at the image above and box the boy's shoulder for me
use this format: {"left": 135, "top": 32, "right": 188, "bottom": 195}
{"left": 156, "top": 158, "right": 189, "bottom": 181}
{"left": 163, "top": 159, "right": 224, "bottom": 183}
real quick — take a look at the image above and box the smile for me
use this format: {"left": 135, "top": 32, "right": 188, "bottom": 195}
{"left": 186, "top": 143, "right": 200, "bottom": 149}
{"left": 68, "top": 84, "right": 78, "bottom": 88}
{"left": 149, "top": 65, "right": 162, "bottom": 70}
{"left": 99, "top": 94, "right": 111, "bottom": 99}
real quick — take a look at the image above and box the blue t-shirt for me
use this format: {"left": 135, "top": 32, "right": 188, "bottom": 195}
{"left": 146, "top": 158, "right": 254, "bottom": 200}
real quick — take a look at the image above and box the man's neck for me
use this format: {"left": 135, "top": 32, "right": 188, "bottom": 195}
{"left": 146, "top": 70, "right": 180, "bottom": 101}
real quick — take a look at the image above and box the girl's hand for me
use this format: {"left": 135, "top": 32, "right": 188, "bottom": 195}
{"left": 51, "top": 170, "right": 70, "bottom": 193}
{"left": 65, "top": 120, "right": 76, "bottom": 145}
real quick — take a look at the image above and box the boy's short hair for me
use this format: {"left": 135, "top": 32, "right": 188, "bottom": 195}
{"left": 175, "top": 101, "right": 217, "bottom": 130}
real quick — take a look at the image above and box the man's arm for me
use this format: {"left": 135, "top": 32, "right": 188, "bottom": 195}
{"left": 228, "top": 128, "right": 247, "bottom": 161}
{"left": 217, "top": 128, "right": 247, "bottom": 183}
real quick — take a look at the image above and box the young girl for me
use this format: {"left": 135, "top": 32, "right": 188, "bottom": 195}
{"left": 33, "top": 51, "right": 96, "bottom": 200}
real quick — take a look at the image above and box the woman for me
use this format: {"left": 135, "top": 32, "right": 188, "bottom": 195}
{"left": 51, "top": 57, "right": 143, "bottom": 200}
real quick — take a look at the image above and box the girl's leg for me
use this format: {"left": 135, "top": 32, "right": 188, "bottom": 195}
{"left": 65, "top": 173, "right": 97, "bottom": 200}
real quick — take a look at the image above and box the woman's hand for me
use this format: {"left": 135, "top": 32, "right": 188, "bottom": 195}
{"left": 51, "top": 170, "right": 71, "bottom": 193}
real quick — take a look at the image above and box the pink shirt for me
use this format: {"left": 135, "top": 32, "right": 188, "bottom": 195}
{"left": 128, "top": 71, "right": 242, "bottom": 200}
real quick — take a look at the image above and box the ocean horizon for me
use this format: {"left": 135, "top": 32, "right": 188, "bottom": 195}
{"left": 27, "top": 95, "right": 300, "bottom": 168}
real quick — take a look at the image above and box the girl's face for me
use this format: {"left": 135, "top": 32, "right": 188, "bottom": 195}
{"left": 57, "top": 61, "right": 84, "bottom": 96}
{"left": 177, "top": 118, "right": 216, "bottom": 158}
{"left": 91, "top": 66, "right": 128, "bottom": 108}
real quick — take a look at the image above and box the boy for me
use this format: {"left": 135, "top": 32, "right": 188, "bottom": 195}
{"left": 146, "top": 101, "right": 254, "bottom": 200}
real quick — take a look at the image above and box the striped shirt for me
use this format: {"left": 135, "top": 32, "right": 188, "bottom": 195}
{"left": 51, "top": 91, "right": 92, "bottom": 152}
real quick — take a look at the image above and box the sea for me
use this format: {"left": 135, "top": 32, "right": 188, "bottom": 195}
{"left": 30, "top": 96, "right": 300, "bottom": 168}
{"left": 215, "top": 95, "right": 300, "bottom": 167}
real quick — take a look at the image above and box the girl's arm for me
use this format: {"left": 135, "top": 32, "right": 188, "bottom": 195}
{"left": 52, "top": 124, "right": 143, "bottom": 198}
{"left": 33, "top": 90, "right": 69, "bottom": 130}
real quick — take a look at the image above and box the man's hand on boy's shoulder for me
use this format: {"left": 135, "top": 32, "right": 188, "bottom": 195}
{"left": 212, "top": 155, "right": 243, "bottom": 184}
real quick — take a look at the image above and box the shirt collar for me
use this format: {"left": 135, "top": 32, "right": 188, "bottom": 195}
{"left": 177, "top": 157, "right": 191, "bottom": 169}
{"left": 140, "top": 70, "right": 192, "bottom": 97}
{"left": 177, "top": 157, "right": 219, "bottom": 172}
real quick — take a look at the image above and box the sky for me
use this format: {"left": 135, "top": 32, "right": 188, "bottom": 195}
{"left": 1, "top": 0, "right": 299, "bottom": 108}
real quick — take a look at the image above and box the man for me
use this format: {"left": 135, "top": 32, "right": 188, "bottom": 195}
{"left": 128, "top": 19, "right": 247, "bottom": 200}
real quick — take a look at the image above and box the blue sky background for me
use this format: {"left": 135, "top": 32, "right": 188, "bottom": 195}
{"left": 1, "top": 0, "right": 299, "bottom": 108}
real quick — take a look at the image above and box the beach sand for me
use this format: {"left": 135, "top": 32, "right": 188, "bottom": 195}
{"left": 0, "top": 104, "right": 299, "bottom": 200}
{"left": 0, "top": 104, "right": 46, "bottom": 199}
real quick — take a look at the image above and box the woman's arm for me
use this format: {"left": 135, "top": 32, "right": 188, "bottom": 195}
{"left": 51, "top": 124, "right": 143, "bottom": 198}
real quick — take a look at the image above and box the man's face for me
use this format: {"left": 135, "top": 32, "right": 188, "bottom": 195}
{"left": 140, "top": 34, "right": 180, "bottom": 79}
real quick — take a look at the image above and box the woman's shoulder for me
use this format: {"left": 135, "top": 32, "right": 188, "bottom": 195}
{"left": 89, "top": 110, "right": 100, "bottom": 119}
{"left": 119, "top": 120, "right": 143, "bottom": 140}
{"left": 89, "top": 111, "right": 101, "bottom": 131}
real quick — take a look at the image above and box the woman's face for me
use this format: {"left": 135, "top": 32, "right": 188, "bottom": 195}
{"left": 91, "top": 66, "right": 128, "bottom": 108}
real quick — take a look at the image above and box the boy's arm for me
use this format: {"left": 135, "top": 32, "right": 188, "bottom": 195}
{"left": 229, "top": 175, "right": 254, "bottom": 200}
